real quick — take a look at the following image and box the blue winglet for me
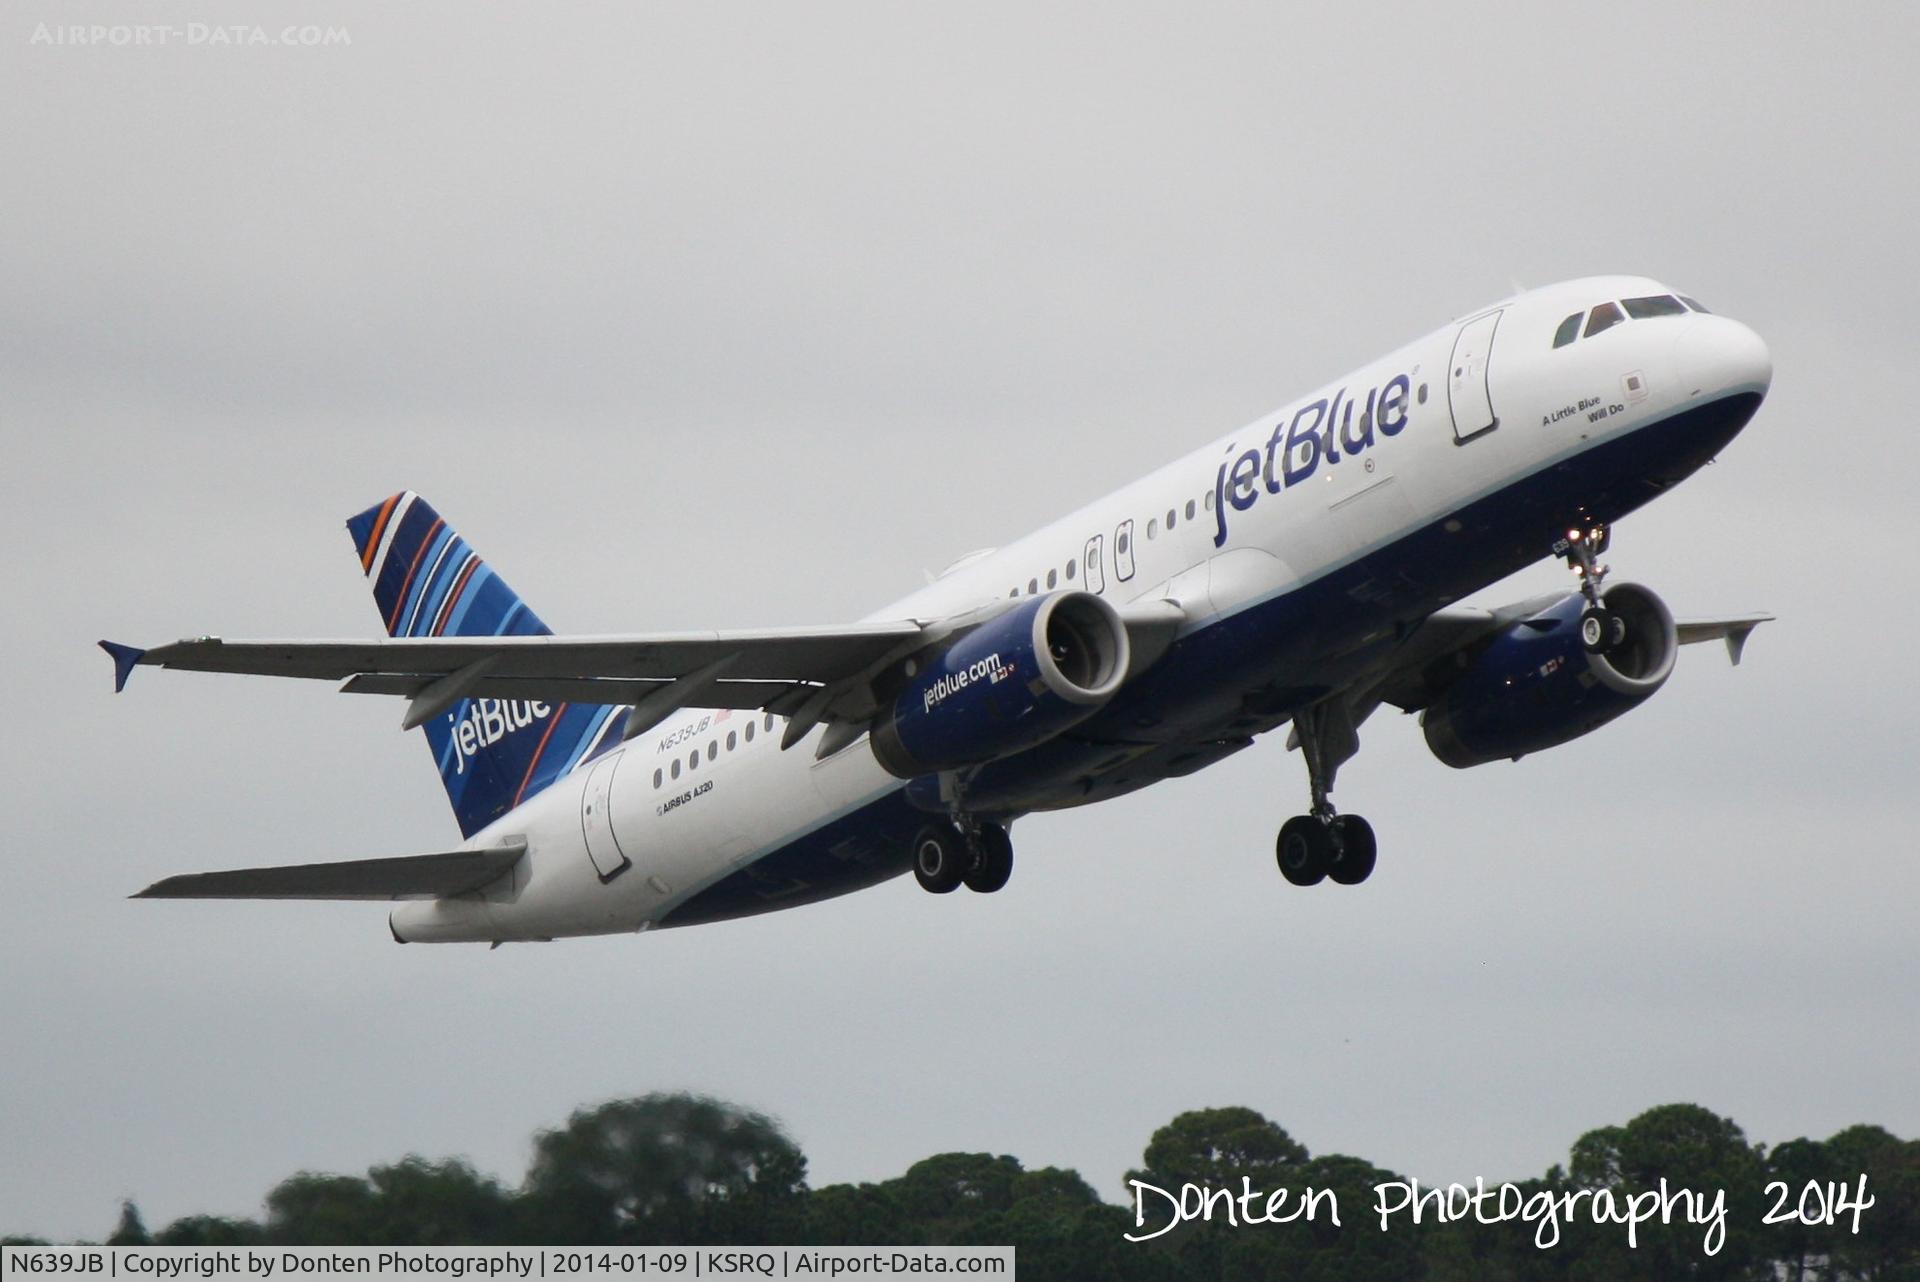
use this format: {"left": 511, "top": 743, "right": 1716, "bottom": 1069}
{"left": 98, "top": 640, "right": 147, "bottom": 693}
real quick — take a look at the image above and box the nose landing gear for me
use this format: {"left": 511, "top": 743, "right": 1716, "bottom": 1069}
{"left": 1557, "top": 521, "right": 1627, "bottom": 655}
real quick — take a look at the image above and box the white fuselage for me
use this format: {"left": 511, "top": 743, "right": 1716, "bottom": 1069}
{"left": 390, "top": 276, "right": 1771, "bottom": 943}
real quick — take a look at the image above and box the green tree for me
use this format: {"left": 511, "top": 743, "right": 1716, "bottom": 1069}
{"left": 1128, "top": 1106, "right": 1311, "bottom": 1192}
{"left": 153, "top": 1216, "right": 265, "bottom": 1246}
{"left": 264, "top": 1173, "right": 378, "bottom": 1244}
{"left": 1821, "top": 1124, "right": 1920, "bottom": 1282}
{"left": 954, "top": 1166, "right": 1104, "bottom": 1278}
{"left": 259, "top": 1159, "right": 509, "bottom": 1245}
{"left": 1765, "top": 1136, "right": 1832, "bottom": 1281}
{"left": 882, "top": 1153, "right": 1024, "bottom": 1237}
{"left": 364, "top": 1157, "right": 514, "bottom": 1245}
{"left": 1419, "top": 1171, "right": 1575, "bottom": 1282}
{"left": 521, "top": 1093, "right": 807, "bottom": 1244}
{"left": 1061, "top": 1203, "right": 1181, "bottom": 1282}
{"left": 1123, "top": 1106, "right": 1318, "bottom": 1281}
{"left": 106, "top": 1201, "right": 150, "bottom": 1246}
{"left": 1564, "top": 1103, "right": 1769, "bottom": 1281}
{"left": 799, "top": 1183, "right": 907, "bottom": 1246}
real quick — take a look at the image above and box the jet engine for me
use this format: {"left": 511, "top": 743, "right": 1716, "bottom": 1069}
{"left": 1421, "top": 583, "right": 1678, "bottom": 768}
{"left": 870, "top": 591, "right": 1130, "bottom": 778}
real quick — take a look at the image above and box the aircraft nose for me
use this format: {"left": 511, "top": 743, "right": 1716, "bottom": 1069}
{"left": 1673, "top": 315, "right": 1772, "bottom": 402}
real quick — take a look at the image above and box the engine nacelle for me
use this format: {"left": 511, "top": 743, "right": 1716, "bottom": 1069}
{"left": 1421, "top": 583, "right": 1677, "bottom": 769}
{"left": 871, "top": 591, "right": 1130, "bottom": 779}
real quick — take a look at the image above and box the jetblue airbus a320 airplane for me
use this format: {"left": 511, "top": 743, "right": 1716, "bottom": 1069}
{"left": 103, "top": 276, "right": 1774, "bottom": 944}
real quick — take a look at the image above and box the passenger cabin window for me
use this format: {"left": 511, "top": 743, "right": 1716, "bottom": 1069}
{"left": 1622, "top": 294, "right": 1687, "bottom": 319}
{"left": 1552, "top": 313, "right": 1582, "bottom": 348}
{"left": 1584, "top": 302, "right": 1626, "bottom": 338}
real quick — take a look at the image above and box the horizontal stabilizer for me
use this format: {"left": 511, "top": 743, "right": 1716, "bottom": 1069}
{"left": 133, "top": 840, "right": 525, "bottom": 901}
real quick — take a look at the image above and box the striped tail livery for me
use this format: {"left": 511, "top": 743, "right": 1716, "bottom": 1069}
{"left": 346, "top": 491, "right": 625, "bottom": 837}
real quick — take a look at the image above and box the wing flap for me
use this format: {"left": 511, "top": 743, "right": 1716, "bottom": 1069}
{"left": 133, "top": 840, "right": 526, "bottom": 901}
{"left": 335, "top": 672, "right": 794, "bottom": 710}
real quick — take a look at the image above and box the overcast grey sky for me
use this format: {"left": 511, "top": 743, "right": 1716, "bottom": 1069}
{"left": 4, "top": 0, "right": 1917, "bottom": 1242}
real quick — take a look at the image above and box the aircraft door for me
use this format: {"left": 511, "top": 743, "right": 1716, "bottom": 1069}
{"left": 579, "top": 752, "right": 631, "bottom": 882}
{"left": 1082, "top": 534, "right": 1105, "bottom": 593}
{"left": 1114, "top": 520, "right": 1136, "bottom": 582}
{"left": 1447, "top": 309, "right": 1503, "bottom": 443}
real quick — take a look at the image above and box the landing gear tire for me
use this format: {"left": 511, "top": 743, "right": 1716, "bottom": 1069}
{"left": 1580, "top": 606, "right": 1625, "bottom": 655}
{"left": 911, "top": 824, "right": 967, "bottom": 894}
{"left": 1276, "top": 816, "right": 1331, "bottom": 887}
{"left": 962, "top": 825, "right": 1014, "bottom": 894}
{"left": 1564, "top": 521, "right": 1626, "bottom": 655}
{"left": 1327, "top": 815, "right": 1377, "bottom": 885}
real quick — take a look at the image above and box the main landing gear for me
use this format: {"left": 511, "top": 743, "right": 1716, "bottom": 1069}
{"left": 1558, "top": 520, "right": 1627, "bottom": 655}
{"left": 912, "top": 820, "right": 1014, "bottom": 895}
{"left": 1276, "top": 700, "right": 1376, "bottom": 887}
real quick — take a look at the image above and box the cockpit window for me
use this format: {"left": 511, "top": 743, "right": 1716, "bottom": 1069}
{"left": 1584, "top": 302, "right": 1625, "bottom": 338}
{"left": 1552, "top": 313, "right": 1582, "bottom": 349}
{"left": 1679, "top": 295, "right": 1710, "bottom": 313}
{"left": 1622, "top": 294, "right": 1687, "bottom": 319}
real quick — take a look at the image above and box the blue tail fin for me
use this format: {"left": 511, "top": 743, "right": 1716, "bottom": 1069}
{"left": 346, "top": 492, "right": 624, "bottom": 838}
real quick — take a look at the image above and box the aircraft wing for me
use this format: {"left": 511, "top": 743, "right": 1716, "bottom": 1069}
{"left": 1368, "top": 599, "right": 1772, "bottom": 715}
{"left": 1283, "top": 597, "right": 1772, "bottom": 778}
{"left": 100, "top": 622, "right": 928, "bottom": 739}
{"left": 133, "top": 840, "right": 526, "bottom": 901}
{"left": 1674, "top": 613, "right": 1774, "bottom": 665}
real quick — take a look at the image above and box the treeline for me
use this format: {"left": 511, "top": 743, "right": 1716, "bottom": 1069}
{"left": 8, "top": 1094, "right": 1917, "bottom": 1281}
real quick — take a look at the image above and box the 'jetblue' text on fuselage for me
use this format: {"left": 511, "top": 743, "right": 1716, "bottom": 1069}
{"left": 1213, "top": 371, "right": 1414, "bottom": 547}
